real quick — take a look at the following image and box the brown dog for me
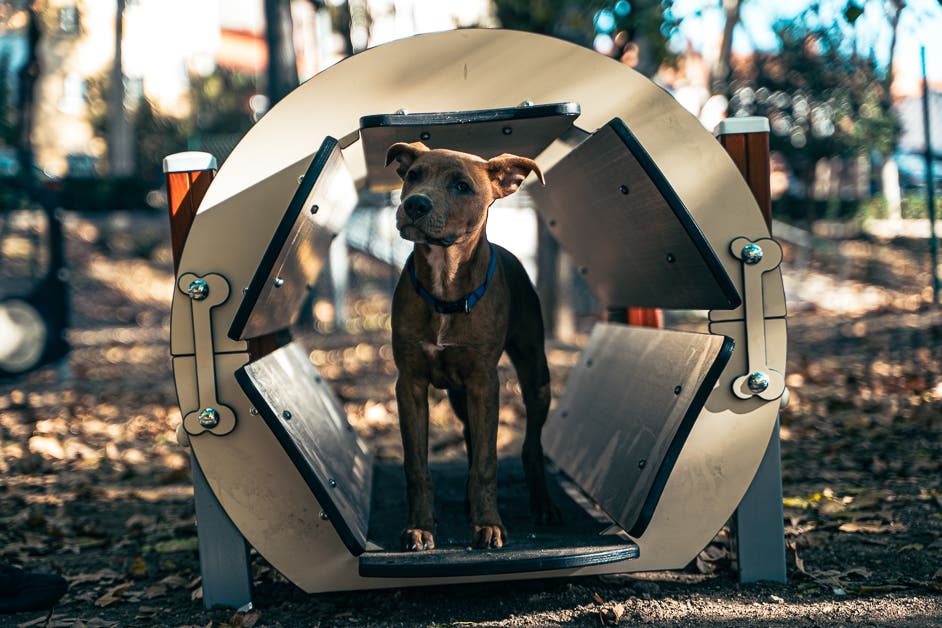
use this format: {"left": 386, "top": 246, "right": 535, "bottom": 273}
{"left": 386, "top": 141, "right": 560, "bottom": 551}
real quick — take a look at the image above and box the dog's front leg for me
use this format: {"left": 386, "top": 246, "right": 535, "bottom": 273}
{"left": 396, "top": 375, "right": 435, "bottom": 551}
{"left": 465, "top": 369, "right": 506, "bottom": 548}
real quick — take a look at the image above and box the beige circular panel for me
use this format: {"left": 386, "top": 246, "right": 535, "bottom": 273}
{"left": 173, "top": 29, "right": 785, "bottom": 592}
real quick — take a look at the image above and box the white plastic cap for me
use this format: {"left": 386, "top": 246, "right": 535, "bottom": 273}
{"left": 713, "top": 117, "right": 770, "bottom": 137}
{"left": 163, "top": 151, "right": 218, "bottom": 174}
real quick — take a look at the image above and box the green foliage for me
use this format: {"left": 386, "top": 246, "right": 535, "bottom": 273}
{"left": 492, "top": 0, "right": 679, "bottom": 73}
{"left": 86, "top": 67, "right": 256, "bottom": 186}
{"left": 730, "top": 14, "right": 899, "bottom": 220}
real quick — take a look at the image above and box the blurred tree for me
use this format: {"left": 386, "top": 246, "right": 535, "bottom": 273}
{"left": 107, "top": 0, "right": 134, "bottom": 176}
{"left": 729, "top": 15, "right": 899, "bottom": 221}
{"left": 711, "top": 0, "right": 741, "bottom": 93}
{"left": 492, "top": 0, "right": 679, "bottom": 76}
{"left": 265, "top": 0, "right": 299, "bottom": 105}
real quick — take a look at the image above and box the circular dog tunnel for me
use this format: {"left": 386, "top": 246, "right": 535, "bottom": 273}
{"left": 168, "top": 29, "right": 785, "bottom": 593}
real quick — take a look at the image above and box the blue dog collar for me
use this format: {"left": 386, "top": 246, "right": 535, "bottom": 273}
{"left": 406, "top": 244, "right": 496, "bottom": 314}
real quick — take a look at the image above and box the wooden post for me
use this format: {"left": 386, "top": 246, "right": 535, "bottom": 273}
{"left": 163, "top": 152, "right": 217, "bottom": 273}
{"left": 163, "top": 152, "right": 254, "bottom": 610}
{"left": 715, "top": 117, "right": 787, "bottom": 584}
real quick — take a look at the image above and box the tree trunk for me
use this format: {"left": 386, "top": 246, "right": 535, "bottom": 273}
{"left": 711, "top": 0, "right": 741, "bottom": 94}
{"left": 107, "top": 0, "right": 134, "bottom": 177}
{"left": 265, "top": 0, "right": 300, "bottom": 105}
{"left": 885, "top": 0, "right": 904, "bottom": 91}
{"left": 16, "top": 5, "right": 40, "bottom": 178}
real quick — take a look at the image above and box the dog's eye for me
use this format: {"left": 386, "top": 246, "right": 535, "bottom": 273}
{"left": 406, "top": 170, "right": 421, "bottom": 183}
{"left": 455, "top": 181, "right": 471, "bottom": 193}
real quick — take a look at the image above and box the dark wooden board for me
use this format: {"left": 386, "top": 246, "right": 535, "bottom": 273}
{"left": 528, "top": 118, "right": 741, "bottom": 310}
{"left": 359, "top": 458, "right": 638, "bottom": 578}
{"left": 359, "top": 103, "right": 580, "bottom": 191}
{"left": 228, "top": 137, "right": 357, "bottom": 341}
{"left": 235, "top": 342, "right": 373, "bottom": 555}
{"left": 543, "top": 324, "right": 733, "bottom": 537}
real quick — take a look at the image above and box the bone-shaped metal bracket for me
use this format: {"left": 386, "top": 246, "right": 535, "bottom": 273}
{"left": 729, "top": 237, "right": 786, "bottom": 401}
{"left": 177, "top": 272, "right": 237, "bottom": 436}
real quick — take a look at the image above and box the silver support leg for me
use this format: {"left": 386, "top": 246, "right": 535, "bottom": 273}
{"left": 191, "top": 451, "right": 253, "bottom": 609}
{"left": 734, "top": 416, "right": 787, "bottom": 583}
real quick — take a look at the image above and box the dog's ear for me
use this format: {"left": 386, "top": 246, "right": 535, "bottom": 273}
{"left": 486, "top": 154, "right": 545, "bottom": 198}
{"left": 385, "top": 142, "right": 429, "bottom": 179}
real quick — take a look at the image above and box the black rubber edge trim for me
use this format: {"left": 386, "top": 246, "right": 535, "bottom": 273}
{"left": 359, "top": 102, "right": 581, "bottom": 129}
{"left": 607, "top": 118, "right": 743, "bottom": 310}
{"left": 227, "top": 136, "right": 339, "bottom": 341}
{"left": 358, "top": 544, "right": 639, "bottom": 579}
{"left": 234, "top": 361, "right": 368, "bottom": 556}
{"left": 627, "top": 335, "right": 736, "bottom": 538}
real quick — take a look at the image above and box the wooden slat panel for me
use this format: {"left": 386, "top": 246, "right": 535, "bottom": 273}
{"left": 543, "top": 324, "right": 733, "bottom": 537}
{"left": 235, "top": 342, "right": 373, "bottom": 555}
{"left": 359, "top": 103, "right": 580, "bottom": 190}
{"left": 228, "top": 137, "right": 357, "bottom": 341}
{"left": 529, "top": 119, "right": 740, "bottom": 310}
{"left": 360, "top": 459, "right": 638, "bottom": 578}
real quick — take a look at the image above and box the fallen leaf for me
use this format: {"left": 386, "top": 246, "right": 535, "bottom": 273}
{"left": 95, "top": 582, "right": 132, "bottom": 607}
{"left": 154, "top": 537, "right": 199, "bottom": 553}
{"left": 898, "top": 543, "right": 924, "bottom": 552}
{"left": 191, "top": 586, "right": 203, "bottom": 601}
{"left": 592, "top": 592, "right": 604, "bottom": 605}
{"left": 598, "top": 602, "right": 625, "bottom": 625}
{"left": 129, "top": 556, "right": 148, "bottom": 578}
{"left": 227, "top": 609, "right": 262, "bottom": 628}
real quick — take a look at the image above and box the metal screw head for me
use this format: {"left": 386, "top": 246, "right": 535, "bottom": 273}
{"left": 395, "top": 108, "right": 408, "bottom": 115}
{"left": 579, "top": 265, "right": 588, "bottom": 275}
{"left": 561, "top": 410, "right": 569, "bottom": 418}
{"left": 518, "top": 100, "right": 534, "bottom": 107}
{"left": 666, "top": 253, "right": 676, "bottom": 264}
{"left": 298, "top": 174, "right": 305, "bottom": 184}
{"left": 420, "top": 131, "right": 431, "bottom": 140}
{"left": 548, "top": 219, "right": 556, "bottom": 227}
{"left": 249, "top": 407, "right": 259, "bottom": 416}
{"left": 674, "top": 385, "right": 682, "bottom": 395}
{"left": 741, "top": 243, "right": 764, "bottom": 265}
{"left": 274, "top": 277, "right": 285, "bottom": 288}
{"left": 328, "top": 479, "right": 337, "bottom": 488}
{"left": 310, "top": 204, "right": 319, "bottom": 214}
{"left": 198, "top": 407, "right": 219, "bottom": 428}
{"left": 187, "top": 279, "right": 209, "bottom": 301}
{"left": 502, "top": 126, "right": 513, "bottom": 135}
{"left": 638, "top": 458, "right": 647, "bottom": 469}
{"left": 319, "top": 510, "right": 329, "bottom": 521}
{"left": 619, "top": 184, "right": 629, "bottom": 195}
{"left": 282, "top": 410, "right": 292, "bottom": 420}
{"left": 747, "top": 371, "right": 770, "bottom": 393}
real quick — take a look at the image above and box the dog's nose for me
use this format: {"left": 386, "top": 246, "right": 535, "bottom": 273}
{"left": 403, "top": 195, "right": 433, "bottom": 221}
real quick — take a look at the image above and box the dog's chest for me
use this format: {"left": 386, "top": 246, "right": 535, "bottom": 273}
{"left": 417, "top": 315, "right": 495, "bottom": 389}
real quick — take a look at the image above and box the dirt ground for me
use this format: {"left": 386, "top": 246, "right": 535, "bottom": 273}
{"left": 1, "top": 210, "right": 941, "bottom": 627}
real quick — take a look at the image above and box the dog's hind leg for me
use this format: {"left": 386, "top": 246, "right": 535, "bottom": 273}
{"left": 506, "top": 337, "right": 562, "bottom": 525}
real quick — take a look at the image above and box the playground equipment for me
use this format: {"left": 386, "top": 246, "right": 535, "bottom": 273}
{"left": 0, "top": 185, "right": 70, "bottom": 381}
{"left": 165, "top": 30, "right": 787, "bottom": 608}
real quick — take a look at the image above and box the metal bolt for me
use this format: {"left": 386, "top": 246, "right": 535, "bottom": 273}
{"left": 518, "top": 100, "right": 534, "bottom": 107}
{"left": 666, "top": 253, "right": 676, "bottom": 264}
{"left": 561, "top": 410, "right": 569, "bottom": 418}
{"left": 249, "top": 407, "right": 259, "bottom": 416}
{"left": 187, "top": 279, "right": 209, "bottom": 301}
{"left": 298, "top": 174, "right": 304, "bottom": 184}
{"left": 502, "top": 126, "right": 513, "bottom": 135}
{"left": 579, "top": 265, "right": 588, "bottom": 275}
{"left": 282, "top": 410, "right": 292, "bottom": 420}
{"left": 619, "top": 184, "right": 629, "bottom": 195}
{"left": 638, "top": 459, "right": 647, "bottom": 469}
{"left": 395, "top": 108, "right": 408, "bottom": 115}
{"left": 674, "top": 385, "right": 682, "bottom": 395}
{"left": 420, "top": 131, "right": 431, "bottom": 141}
{"left": 274, "top": 277, "right": 285, "bottom": 288}
{"left": 319, "top": 510, "right": 329, "bottom": 521}
{"left": 242, "top": 286, "right": 249, "bottom": 294}
{"left": 741, "top": 243, "right": 764, "bottom": 265}
{"left": 328, "top": 479, "right": 337, "bottom": 488}
{"left": 198, "top": 407, "right": 219, "bottom": 428}
{"left": 548, "top": 219, "right": 556, "bottom": 227}
{"left": 586, "top": 358, "right": 593, "bottom": 367}
{"left": 747, "top": 371, "right": 770, "bottom": 393}
{"left": 310, "top": 204, "right": 319, "bottom": 214}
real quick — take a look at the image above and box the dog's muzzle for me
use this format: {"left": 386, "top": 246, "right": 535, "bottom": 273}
{"left": 403, "top": 194, "right": 433, "bottom": 221}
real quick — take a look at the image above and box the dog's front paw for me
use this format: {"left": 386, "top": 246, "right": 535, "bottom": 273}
{"left": 472, "top": 524, "right": 507, "bottom": 549}
{"left": 401, "top": 528, "right": 435, "bottom": 551}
